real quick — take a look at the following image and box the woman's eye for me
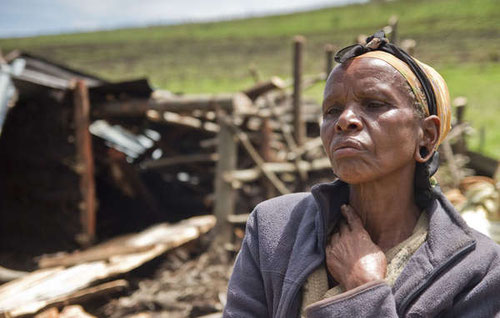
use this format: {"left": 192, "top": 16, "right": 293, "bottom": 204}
{"left": 325, "top": 106, "right": 342, "bottom": 115}
{"left": 365, "top": 101, "right": 386, "bottom": 109}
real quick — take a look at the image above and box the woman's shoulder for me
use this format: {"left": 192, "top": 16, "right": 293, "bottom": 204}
{"left": 251, "top": 192, "right": 318, "bottom": 223}
{"left": 468, "top": 228, "right": 500, "bottom": 262}
{"left": 244, "top": 192, "right": 323, "bottom": 244}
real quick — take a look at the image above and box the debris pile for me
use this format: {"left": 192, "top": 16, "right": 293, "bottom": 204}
{"left": 0, "top": 23, "right": 499, "bottom": 317}
{"left": 0, "top": 215, "right": 216, "bottom": 317}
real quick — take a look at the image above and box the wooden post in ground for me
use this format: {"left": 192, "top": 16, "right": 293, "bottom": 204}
{"left": 213, "top": 112, "right": 237, "bottom": 258}
{"left": 388, "top": 15, "right": 399, "bottom": 44}
{"left": 454, "top": 96, "right": 468, "bottom": 154}
{"left": 293, "top": 35, "right": 306, "bottom": 147}
{"left": 73, "top": 80, "right": 96, "bottom": 246}
{"left": 325, "top": 44, "right": 335, "bottom": 78}
{"left": 260, "top": 117, "right": 276, "bottom": 199}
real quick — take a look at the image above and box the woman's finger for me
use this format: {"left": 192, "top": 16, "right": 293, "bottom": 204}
{"left": 339, "top": 219, "right": 350, "bottom": 234}
{"left": 341, "top": 204, "right": 363, "bottom": 229}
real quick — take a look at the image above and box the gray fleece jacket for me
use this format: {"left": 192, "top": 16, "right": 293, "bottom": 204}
{"left": 223, "top": 180, "right": 500, "bottom": 317}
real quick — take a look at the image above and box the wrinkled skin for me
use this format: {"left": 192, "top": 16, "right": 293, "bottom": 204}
{"left": 327, "top": 205, "right": 387, "bottom": 290}
{"left": 322, "top": 58, "right": 421, "bottom": 184}
{"left": 321, "top": 57, "right": 440, "bottom": 290}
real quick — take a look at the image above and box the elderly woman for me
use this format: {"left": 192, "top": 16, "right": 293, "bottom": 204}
{"left": 223, "top": 31, "right": 500, "bottom": 317}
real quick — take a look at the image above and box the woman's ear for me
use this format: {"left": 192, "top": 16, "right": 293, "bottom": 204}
{"left": 415, "top": 115, "right": 440, "bottom": 163}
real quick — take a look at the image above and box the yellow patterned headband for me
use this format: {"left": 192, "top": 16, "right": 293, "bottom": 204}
{"left": 353, "top": 51, "right": 451, "bottom": 148}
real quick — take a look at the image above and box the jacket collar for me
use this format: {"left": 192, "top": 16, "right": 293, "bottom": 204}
{"left": 311, "top": 179, "right": 349, "bottom": 249}
{"left": 310, "top": 179, "right": 477, "bottom": 313}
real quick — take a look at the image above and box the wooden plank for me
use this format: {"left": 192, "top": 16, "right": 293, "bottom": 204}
{"left": 37, "top": 215, "right": 216, "bottom": 269}
{"left": 33, "top": 281, "right": 127, "bottom": 318}
{"left": 0, "top": 266, "right": 28, "bottom": 283}
{"left": 0, "top": 216, "right": 216, "bottom": 317}
{"left": 73, "top": 80, "right": 96, "bottom": 245}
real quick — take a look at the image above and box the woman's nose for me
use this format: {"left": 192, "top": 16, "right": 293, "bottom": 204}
{"left": 335, "top": 107, "right": 363, "bottom": 133}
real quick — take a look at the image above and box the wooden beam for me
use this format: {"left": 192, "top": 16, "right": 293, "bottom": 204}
{"left": 227, "top": 213, "right": 250, "bottom": 225}
{"left": 147, "top": 110, "right": 220, "bottom": 132}
{"left": 325, "top": 44, "right": 335, "bottom": 77}
{"left": 37, "top": 280, "right": 128, "bottom": 314}
{"left": 260, "top": 117, "right": 276, "bottom": 198}
{"left": 466, "top": 150, "right": 499, "bottom": 177}
{"left": 388, "top": 15, "right": 399, "bottom": 44}
{"left": 224, "top": 158, "right": 331, "bottom": 183}
{"left": 140, "top": 153, "right": 219, "bottom": 170}
{"left": 0, "top": 266, "right": 28, "bottom": 283}
{"left": 73, "top": 80, "right": 96, "bottom": 246}
{"left": 213, "top": 114, "right": 238, "bottom": 249}
{"left": 36, "top": 215, "right": 216, "bottom": 269}
{"left": 243, "top": 76, "right": 286, "bottom": 101}
{"left": 228, "top": 121, "right": 290, "bottom": 195}
{"left": 94, "top": 92, "right": 254, "bottom": 117}
{"left": 453, "top": 96, "right": 468, "bottom": 154}
{"left": 292, "top": 35, "right": 306, "bottom": 146}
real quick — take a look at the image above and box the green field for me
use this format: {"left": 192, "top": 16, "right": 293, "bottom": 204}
{"left": 1, "top": 0, "right": 499, "bottom": 157}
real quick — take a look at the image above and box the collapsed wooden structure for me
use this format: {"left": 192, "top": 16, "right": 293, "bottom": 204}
{"left": 0, "top": 42, "right": 334, "bottom": 317}
{"left": 0, "top": 42, "right": 336, "bottom": 257}
{"left": 0, "top": 24, "right": 499, "bottom": 317}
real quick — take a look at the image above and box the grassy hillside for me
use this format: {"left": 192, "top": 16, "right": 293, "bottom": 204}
{"left": 1, "top": 0, "right": 499, "bottom": 157}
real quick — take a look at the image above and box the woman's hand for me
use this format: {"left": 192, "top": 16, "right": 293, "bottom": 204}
{"left": 326, "top": 204, "right": 387, "bottom": 290}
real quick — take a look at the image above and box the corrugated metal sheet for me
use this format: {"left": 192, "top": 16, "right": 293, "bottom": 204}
{"left": 0, "top": 58, "right": 25, "bottom": 136}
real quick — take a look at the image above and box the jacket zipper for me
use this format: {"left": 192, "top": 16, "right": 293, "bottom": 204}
{"left": 283, "top": 192, "right": 328, "bottom": 318}
{"left": 397, "top": 242, "right": 476, "bottom": 316}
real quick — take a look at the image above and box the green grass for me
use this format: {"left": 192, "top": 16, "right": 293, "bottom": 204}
{"left": 440, "top": 63, "right": 500, "bottom": 158}
{"left": 1, "top": 0, "right": 499, "bottom": 156}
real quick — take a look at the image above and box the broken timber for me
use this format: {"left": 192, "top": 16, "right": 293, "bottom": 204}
{"left": 140, "top": 153, "right": 219, "bottom": 170}
{"left": 224, "top": 157, "right": 331, "bottom": 184}
{"left": 93, "top": 92, "right": 254, "bottom": 117}
{"left": 243, "top": 76, "right": 286, "bottom": 101}
{"left": 212, "top": 114, "right": 237, "bottom": 249}
{"left": 0, "top": 215, "right": 216, "bottom": 317}
{"left": 73, "top": 80, "right": 96, "bottom": 245}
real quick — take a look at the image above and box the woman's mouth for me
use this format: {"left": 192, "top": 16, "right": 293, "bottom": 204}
{"left": 332, "top": 140, "right": 364, "bottom": 158}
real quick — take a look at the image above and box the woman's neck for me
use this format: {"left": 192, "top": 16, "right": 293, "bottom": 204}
{"left": 348, "top": 165, "right": 421, "bottom": 252}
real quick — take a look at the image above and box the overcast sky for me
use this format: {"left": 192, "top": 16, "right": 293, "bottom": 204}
{"left": 0, "top": 0, "right": 366, "bottom": 38}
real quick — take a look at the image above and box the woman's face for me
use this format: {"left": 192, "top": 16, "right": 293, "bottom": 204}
{"left": 321, "top": 57, "right": 422, "bottom": 184}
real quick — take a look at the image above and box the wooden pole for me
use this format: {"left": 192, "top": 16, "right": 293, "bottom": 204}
{"left": 73, "top": 80, "right": 96, "bottom": 246}
{"left": 454, "top": 96, "right": 468, "bottom": 154}
{"left": 213, "top": 112, "right": 237, "bottom": 253}
{"left": 293, "top": 35, "right": 306, "bottom": 146}
{"left": 260, "top": 117, "right": 276, "bottom": 198}
{"left": 325, "top": 44, "right": 335, "bottom": 78}
{"left": 388, "top": 15, "right": 399, "bottom": 44}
